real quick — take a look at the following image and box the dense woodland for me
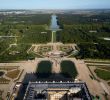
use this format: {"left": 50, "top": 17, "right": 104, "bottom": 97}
{"left": 57, "top": 24, "right": 110, "bottom": 43}
{"left": 0, "top": 14, "right": 51, "bottom": 62}
{"left": 57, "top": 13, "right": 110, "bottom": 25}
{"left": 0, "top": 14, "right": 51, "bottom": 25}
{"left": 78, "top": 42, "right": 110, "bottom": 59}
{"left": 57, "top": 13, "right": 110, "bottom": 59}
{"left": 0, "top": 13, "right": 110, "bottom": 61}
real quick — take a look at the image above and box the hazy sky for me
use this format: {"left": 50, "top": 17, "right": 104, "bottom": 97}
{"left": 0, "top": 0, "right": 110, "bottom": 9}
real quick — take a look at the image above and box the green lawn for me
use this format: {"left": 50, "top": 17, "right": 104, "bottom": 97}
{"left": 94, "top": 69, "right": 110, "bottom": 80}
{"left": 61, "top": 60, "right": 78, "bottom": 78}
{"left": 52, "top": 31, "right": 56, "bottom": 43}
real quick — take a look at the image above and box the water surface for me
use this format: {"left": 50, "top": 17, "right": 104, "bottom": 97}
{"left": 50, "top": 15, "right": 60, "bottom": 31}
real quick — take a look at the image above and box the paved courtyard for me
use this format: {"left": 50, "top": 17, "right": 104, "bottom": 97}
{"left": 0, "top": 57, "right": 110, "bottom": 99}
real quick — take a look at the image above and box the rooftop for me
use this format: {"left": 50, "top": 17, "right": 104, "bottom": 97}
{"left": 23, "top": 81, "right": 91, "bottom": 100}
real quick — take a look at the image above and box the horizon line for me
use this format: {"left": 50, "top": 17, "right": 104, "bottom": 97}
{"left": 0, "top": 8, "right": 110, "bottom": 10}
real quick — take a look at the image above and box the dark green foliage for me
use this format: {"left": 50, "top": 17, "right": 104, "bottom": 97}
{"left": 95, "top": 69, "right": 110, "bottom": 80}
{"left": 57, "top": 13, "right": 110, "bottom": 25}
{"left": 0, "top": 14, "right": 51, "bottom": 62}
{"left": 61, "top": 60, "right": 78, "bottom": 78}
{"left": 0, "top": 44, "right": 35, "bottom": 62}
{"left": 57, "top": 24, "right": 110, "bottom": 43}
{"left": 36, "top": 61, "right": 52, "bottom": 78}
{"left": 56, "top": 13, "right": 110, "bottom": 59}
{"left": 78, "top": 42, "right": 110, "bottom": 59}
{"left": 0, "top": 14, "right": 51, "bottom": 25}
{"left": 17, "top": 28, "right": 51, "bottom": 44}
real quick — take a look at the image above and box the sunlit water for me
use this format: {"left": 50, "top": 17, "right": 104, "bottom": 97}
{"left": 50, "top": 15, "right": 60, "bottom": 31}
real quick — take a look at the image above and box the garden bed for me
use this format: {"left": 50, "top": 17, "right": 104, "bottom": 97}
{"left": 94, "top": 69, "right": 110, "bottom": 81}
{"left": 0, "top": 78, "right": 10, "bottom": 84}
{"left": 6, "top": 69, "right": 20, "bottom": 79}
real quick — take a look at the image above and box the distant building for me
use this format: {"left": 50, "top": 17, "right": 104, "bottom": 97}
{"left": 23, "top": 81, "right": 91, "bottom": 100}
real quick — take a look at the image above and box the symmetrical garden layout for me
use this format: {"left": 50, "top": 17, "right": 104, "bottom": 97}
{"left": 28, "top": 43, "right": 78, "bottom": 58}
{"left": 0, "top": 13, "right": 110, "bottom": 100}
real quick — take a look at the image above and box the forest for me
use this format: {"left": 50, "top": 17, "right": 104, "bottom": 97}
{"left": 0, "top": 14, "right": 51, "bottom": 62}
{"left": 57, "top": 13, "right": 110, "bottom": 59}
{"left": 0, "top": 14, "right": 51, "bottom": 25}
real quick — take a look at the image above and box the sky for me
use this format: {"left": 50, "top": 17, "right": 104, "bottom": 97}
{"left": 0, "top": 0, "right": 110, "bottom": 9}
